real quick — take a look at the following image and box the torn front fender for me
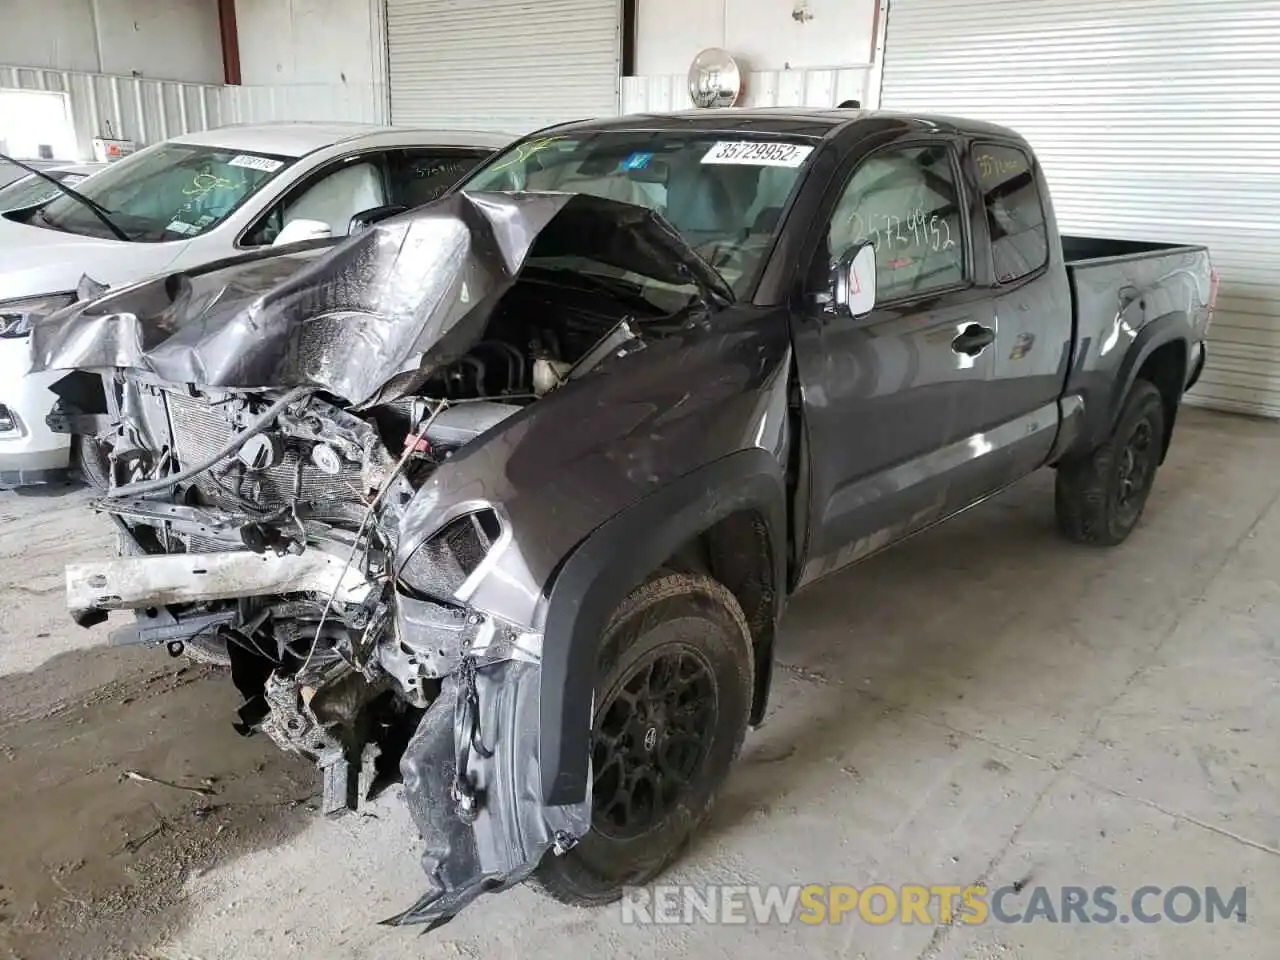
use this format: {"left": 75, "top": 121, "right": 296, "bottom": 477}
{"left": 386, "top": 653, "right": 589, "bottom": 928}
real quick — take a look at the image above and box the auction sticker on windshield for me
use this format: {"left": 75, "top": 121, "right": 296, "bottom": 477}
{"left": 228, "top": 154, "right": 285, "bottom": 173}
{"left": 702, "top": 141, "right": 814, "bottom": 167}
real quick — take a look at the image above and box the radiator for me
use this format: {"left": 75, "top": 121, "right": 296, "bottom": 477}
{"left": 165, "top": 391, "right": 362, "bottom": 514}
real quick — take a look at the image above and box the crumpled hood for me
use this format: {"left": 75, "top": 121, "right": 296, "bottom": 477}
{"left": 0, "top": 214, "right": 187, "bottom": 300}
{"left": 29, "top": 191, "right": 731, "bottom": 407}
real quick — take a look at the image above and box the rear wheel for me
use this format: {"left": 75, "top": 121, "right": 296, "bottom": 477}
{"left": 1055, "top": 379, "right": 1165, "bottom": 546}
{"left": 531, "top": 572, "right": 754, "bottom": 906}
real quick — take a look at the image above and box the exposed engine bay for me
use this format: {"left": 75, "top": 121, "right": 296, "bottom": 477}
{"left": 33, "top": 191, "right": 728, "bottom": 927}
{"left": 65, "top": 293, "right": 637, "bottom": 806}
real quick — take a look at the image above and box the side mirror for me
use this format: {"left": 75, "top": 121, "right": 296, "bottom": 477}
{"left": 347, "top": 204, "right": 408, "bottom": 236}
{"left": 272, "top": 218, "right": 332, "bottom": 247}
{"left": 834, "top": 243, "right": 877, "bottom": 317}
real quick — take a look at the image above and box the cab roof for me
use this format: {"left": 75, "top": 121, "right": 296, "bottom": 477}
{"left": 542, "top": 107, "right": 1023, "bottom": 143}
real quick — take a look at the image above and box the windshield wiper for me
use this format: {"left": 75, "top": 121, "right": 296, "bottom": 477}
{"left": 0, "top": 153, "right": 130, "bottom": 242}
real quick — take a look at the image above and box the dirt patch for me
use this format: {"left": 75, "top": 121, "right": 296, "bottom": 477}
{"left": 0, "top": 646, "right": 317, "bottom": 960}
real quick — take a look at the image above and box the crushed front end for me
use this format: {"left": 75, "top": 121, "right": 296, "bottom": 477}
{"left": 60, "top": 376, "right": 588, "bottom": 924}
{"left": 32, "top": 189, "right": 730, "bottom": 927}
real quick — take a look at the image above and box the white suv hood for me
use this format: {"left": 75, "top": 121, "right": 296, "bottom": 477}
{"left": 0, "top": 215, "right": 188, "bottom": 300}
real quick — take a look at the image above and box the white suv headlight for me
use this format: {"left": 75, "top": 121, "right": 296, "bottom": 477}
{"left": 0, "top": 292, "right": 76, "bottom": 339}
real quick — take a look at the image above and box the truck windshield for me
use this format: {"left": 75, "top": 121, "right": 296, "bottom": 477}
{"left": 30, "top": 144, "right": 291, "bottom": 243}
{"left": 462, "top": 132, "right": 817, "bottom": 297}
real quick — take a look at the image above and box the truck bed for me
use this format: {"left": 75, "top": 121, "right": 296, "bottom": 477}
{"left": 1061, "top": 234, "right": 1204, "bottom": 265}
{"left": 1061, "top": 233, "right": 1213, "bottom": 423}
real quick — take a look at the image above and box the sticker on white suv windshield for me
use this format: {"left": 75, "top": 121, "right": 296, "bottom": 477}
{"left": 228, "top": 154, "right": 284, "bottom": 173}
{"left": 701, "top": 141, "right": 814, "bottom": 167}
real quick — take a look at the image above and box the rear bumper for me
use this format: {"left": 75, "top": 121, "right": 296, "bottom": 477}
{"left": 0, "top": 337, "right": 70, "bottom": 485}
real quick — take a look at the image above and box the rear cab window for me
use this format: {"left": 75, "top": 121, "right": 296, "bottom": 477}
{"left": 971, "top": 143, "right": 1049, "bottom": 284}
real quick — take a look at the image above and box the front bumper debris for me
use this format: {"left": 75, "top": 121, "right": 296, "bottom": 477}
{"left": 386, "top": 650, "right": 590, "bottom": 928}
{"left": 65, "top": 546, "right": 373, "bottom": 620}
{"left": 64, "top": 541, "right": 591, "bottom": 930}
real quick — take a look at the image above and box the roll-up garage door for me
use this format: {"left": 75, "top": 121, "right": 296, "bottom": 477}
{"left": 386, "top": 0, "right": 621, "bottom": 135}
{"left": 880, "top": 0, "right": 1280, "bottom": 417}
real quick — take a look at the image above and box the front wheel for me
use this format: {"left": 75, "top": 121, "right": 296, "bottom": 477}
{"left": 1055, "top": 379, "right": 1166, "bottom": 546}
{"left": 530, "top": 572, "right": 754, "bottom": 906}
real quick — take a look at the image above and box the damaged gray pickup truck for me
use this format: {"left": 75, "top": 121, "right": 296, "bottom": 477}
{"left": 31, "top": 109, "right": 1215, "bottom": 928}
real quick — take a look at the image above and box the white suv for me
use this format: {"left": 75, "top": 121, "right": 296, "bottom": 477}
{"left": 0, "top": 122, "right": 510, "bottom": 486}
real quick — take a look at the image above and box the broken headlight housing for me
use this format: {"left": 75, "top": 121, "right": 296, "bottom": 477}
{"left": 0, "top": 292, "right": 76, "bottom": 339}
{"left": 400, "top": 508, "right": 503, "bottom": 602}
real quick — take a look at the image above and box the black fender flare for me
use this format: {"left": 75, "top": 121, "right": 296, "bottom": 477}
{"left": 1071, "top": 312, "right": 1193, "bottom": 460}
{"left": 539, "top": 447, "right": 788, "bottom": 806}
{"left": 1110, "top": 312, "right": 1192, "bottom": 420}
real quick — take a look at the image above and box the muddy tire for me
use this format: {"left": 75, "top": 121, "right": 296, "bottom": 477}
{"left": 1055, "top": 379, "right": 1165, "bottom": 546}
{"left": 530, "top": 572, "right": 754, "bottom": 907}
{"left": 115, "top": 532, "right": 231, "bottom": 667}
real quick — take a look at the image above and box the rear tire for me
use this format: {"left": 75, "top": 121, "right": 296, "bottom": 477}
{"left": 530, "top": 572, "right": 754, "bottom": 907}
{"left": 1055, "top": 379, "right": 1165, "bottom": 546}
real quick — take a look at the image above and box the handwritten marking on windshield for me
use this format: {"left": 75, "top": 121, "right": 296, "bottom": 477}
{"left": 487, "top": 137, "right": 569, "bottom": 175}
{"left": 183, "top": 173, "right": 236, "bottom": 198}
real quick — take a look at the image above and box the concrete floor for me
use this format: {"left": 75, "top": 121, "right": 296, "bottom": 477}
{"left": 1, "top": 406, "right": 1277, "bottom": 959}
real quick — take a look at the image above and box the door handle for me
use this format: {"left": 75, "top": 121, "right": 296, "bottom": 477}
{"left": 951, "top": 323, "right": 996, "bottom": 357}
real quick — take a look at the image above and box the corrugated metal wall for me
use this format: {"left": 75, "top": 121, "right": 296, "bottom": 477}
{"left": 221, "top": 83, "right": 388, "bottom": 126}
{"left": 622, "top": 66, "right": 870, "bottom": 114}
{"left": 2, "top": 64, "right": 388, "bottom": 161}
{"left": 385, "top": 0, "right": 621, "bottom": 133}
{"left": 1, "top": 63, "right": 226, "bottom": 159}
{"left": 879, "top": 0, "right": 1280, "bottom": 417}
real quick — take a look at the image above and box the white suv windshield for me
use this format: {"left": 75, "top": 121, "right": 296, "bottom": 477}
{"left": 0, "top": 171, "right": 89, "bottom": 212}
{"left": 461, "top": 132, "right": 816, "bottom": 297}
{"left": 32, "top": 144, "right": 292, "bottom": 242}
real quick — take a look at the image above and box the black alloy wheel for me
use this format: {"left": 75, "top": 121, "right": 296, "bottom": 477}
{"left": 591, "top": 645, "right": 717, "bottom": 840}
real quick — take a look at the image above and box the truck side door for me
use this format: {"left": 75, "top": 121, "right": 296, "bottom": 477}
{"left": 964, "top": 141, "right": 1073, "bottom": 488}
{"left": 790, "top": 138, "right": 998, "bottom": 587}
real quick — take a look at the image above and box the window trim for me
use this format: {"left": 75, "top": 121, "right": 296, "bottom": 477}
{"left": 817, "top": 137, "right": 974, "bottom": 310}
{"left": 235, "top": 147, "right": 393, "bottom": 250}
{"left": 236, "top": 145, "right": 497, "bottom": 250}
{"left": 968, "top": 139, "right": 1050, "bottom": 289}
